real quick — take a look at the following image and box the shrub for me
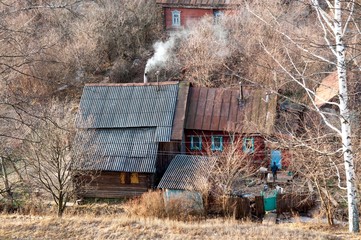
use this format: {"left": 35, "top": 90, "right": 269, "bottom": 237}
{"left": 125, "top": 190, "right": 165, "bottom": 218}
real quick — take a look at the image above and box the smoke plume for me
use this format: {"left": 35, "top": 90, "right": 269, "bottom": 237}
{"left": 145, "top": 32, "right": 183, "bottom": 73}
{"left": 145, "top": 18, "right": 230, "bottom": 75}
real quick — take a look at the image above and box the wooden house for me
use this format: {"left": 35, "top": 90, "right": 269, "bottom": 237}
{"left": 156, "top": 0, "right": 239, "bottom": 30}
{"left": 184, "top": 86, "right": 278, "bottom": 166}
{"left": 74, "top": 81, "right": 190, "bottom": 198}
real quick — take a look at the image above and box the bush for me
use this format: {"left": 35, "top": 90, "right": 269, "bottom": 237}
{"left": 125, "top": 190, "right": 166, "bottom": 218}
{"left": 125, "top": 190, "right": 205, "bottom": 221}
{"left": 165, "top": 194, "right": 205, "bottom": 221}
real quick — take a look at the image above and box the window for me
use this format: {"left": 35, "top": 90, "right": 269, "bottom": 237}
{"left": 120, "top": 172, "right": 139, "bottom": 184}
{"left": 130, "top": 173, "right": 139, "bottom": 184}
{"left": 243, "top": 138, "right": 254, "bottom": 153}
{"left": 120, "top": 172, "right": 127, "bottom": 184}
{"left": 172, "top": 10, "right": 181, "bottom": 27}
{"left": 213, "top": 10, "right": 223, "bottom": 24}
{"left": 190, "top": 136, "right": 202, "bottom": 150}
{"left": 211, "top": 136, "right": 223, "bottom": 151}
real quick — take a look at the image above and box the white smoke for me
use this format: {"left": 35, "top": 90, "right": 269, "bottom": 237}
{"left": 145, "top": 17, "right": 230, "bottom": 74}
{"left": 145, "top": 32, "right": 183, "bottom": 73}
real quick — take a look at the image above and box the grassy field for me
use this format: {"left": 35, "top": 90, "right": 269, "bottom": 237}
{"left": 0, "top": 213, "right": 359, "bottom": 240}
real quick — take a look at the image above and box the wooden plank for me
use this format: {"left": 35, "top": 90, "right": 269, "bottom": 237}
{"left": 228, "top": 90, "right": 239, "bottom": 131}
{"left": 185, "top": 87, "right": 200, "bottom": 129}
{"left": 255, "top": 196, "right": 265, "bottom": 218}
{"left": 202, "top": 88, "right": 216, "bottom": 130}
{"left": 218, "top": 90, "right": 231, "bottom": 131}
{"left": 193, "top": 88, "right": 208, "bottom": 130}
{"left": 239, "top": 198, "right": 250, "bottom": 219}
{"left": 210, "top": 89, "right": 223, "bottom": 130}
{"left": 171, "top": 81, "right": 190, "bottom": 140}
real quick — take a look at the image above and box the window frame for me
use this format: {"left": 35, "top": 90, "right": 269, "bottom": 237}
{"left": 211, "top": 136, "right": 223, "bottom": 151}
{"left": 120, "top": 172, "right": 140, "bottom": 184}
{"left": 172, "top": 10, "right": 181, "bottom": 27}
{"left": 190, "top": 135, "right": 202, "bottom": 150}
{"left": 130, "top": 173, "right": 139, "bottom": 184}
{"left": 213, "top": 10, "right": 223, "bottom": 24}
{"left": 242, "top": 137, "right": 255, "bottom": 153}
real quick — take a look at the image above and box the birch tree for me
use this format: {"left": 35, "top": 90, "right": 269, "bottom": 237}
{"left": 247, "top": 0, "right": 360, "bottom": 232}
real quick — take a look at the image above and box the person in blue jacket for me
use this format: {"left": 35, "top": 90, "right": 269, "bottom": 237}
{"left": 271, "top": 162, "right": 279, "bottom": 182}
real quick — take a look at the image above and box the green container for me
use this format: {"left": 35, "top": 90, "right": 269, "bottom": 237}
{"left": 261, "top": 190, "right": 277, "bottom": 211}
{"left": 264, "top": 196, "right": 277, "bottom": 211}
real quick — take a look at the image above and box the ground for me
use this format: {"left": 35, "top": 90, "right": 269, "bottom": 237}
{"left": 0, "top": 212, "right": 359, "bottom": 240}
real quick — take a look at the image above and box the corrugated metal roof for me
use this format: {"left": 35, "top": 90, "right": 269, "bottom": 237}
{"left": 74, "top": 128, "right": 158, "bottom": 173}
{"left": 185, "top": 87, "right": 277, "bottom": 134}
{"left": 156, "top": 0, "right": 239, "bottom": 8}
{"left": 76, "top": 82, "right": 179, "bottom": 130}
{"left": 157, "top": 154, "right": 217, "bottom": 191}
{"left": 171, "top": 81, "right": 190, "bottom": 141}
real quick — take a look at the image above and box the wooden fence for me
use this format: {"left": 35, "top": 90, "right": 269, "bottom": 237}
{"left": 221, "top": 193, "right": 315, "bottom": 220}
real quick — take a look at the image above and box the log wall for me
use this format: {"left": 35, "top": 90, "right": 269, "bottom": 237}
{"left": 77, "top": 171, "right": 153, "bottom": 199}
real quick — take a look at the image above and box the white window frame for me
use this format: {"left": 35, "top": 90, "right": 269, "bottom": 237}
{"left": 172, "top": 10, "right": 181, "bottom": 27}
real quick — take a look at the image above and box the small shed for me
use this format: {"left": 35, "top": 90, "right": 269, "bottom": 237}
{"left": 157, "top": 154, "right": 216, "bottom": 210}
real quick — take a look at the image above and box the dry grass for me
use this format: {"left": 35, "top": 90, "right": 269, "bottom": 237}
{"left": 124, "top": 191, "right": 204, "bottom": 221}
{"left": 0, "top": 211, "right": 359, "bottom": 240}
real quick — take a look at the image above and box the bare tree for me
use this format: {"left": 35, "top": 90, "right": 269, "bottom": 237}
{"left": 246, "top": 0, "right": 360, "bottom": 232}
{"left": 205, "top": 135, "right": 257, "bottom": 215}
{"left": 21, "top": 100, "right": 98, "bottom": 217}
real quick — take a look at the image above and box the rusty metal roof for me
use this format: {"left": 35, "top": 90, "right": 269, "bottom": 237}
{"left": 314, "top": 72, "right": 338, "bottom": 106}
{"left": 171, "top": 81, "right": 190, "bottom": 140}
{"left": 157, "top": 154, "right": 217, "bottom": 191}
{"left": 76, "top": 82, "right": 181, "bottom": 142}
{"left": 185, "top": 87, "right": 277, "bottom": 134}
{"left": 74, "top": 128, "right": 158, "bottom": 173}
{"left": 156, "top": 0, "right": 239, "bottom": 8}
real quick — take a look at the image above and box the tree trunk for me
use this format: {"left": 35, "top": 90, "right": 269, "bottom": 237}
{"left": 0, "top": 157, "right": 12, "bottom": 199}
{"left": 58, "top": 193, "right": 64, "bottom": 218}
{"left": 334, "top": 0, "right": 360, "bottom": 233}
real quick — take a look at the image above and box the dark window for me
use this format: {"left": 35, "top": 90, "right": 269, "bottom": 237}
{"left": 211, "top": 136, "right": 223, "bottom": 151}
{"left": 243, "top": 138, "right": 255, "bottom": 153}
{"left": 213, "top": 10, "right": 223, "bottom": 24}
{"left": 190, "top": 136, "right": 202, "bottom": 150}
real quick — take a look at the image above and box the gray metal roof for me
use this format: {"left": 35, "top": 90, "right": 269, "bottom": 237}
{"left": 157, "top": 155, "right": 217, "bottom": 191}
{"left": 74, "top": 128, "right": 158, "bottom": 173}
{"left": 76, "top": 83, "right": 179, "bottom": 142}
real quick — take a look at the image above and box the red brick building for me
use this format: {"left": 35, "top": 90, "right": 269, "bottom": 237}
{"left": 156, "top": 0, "right": 239, "bottom": 30}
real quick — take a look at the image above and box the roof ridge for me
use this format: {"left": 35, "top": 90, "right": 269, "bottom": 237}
{"left": 85, "top": 81, "right": 179, "bottom": 87}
